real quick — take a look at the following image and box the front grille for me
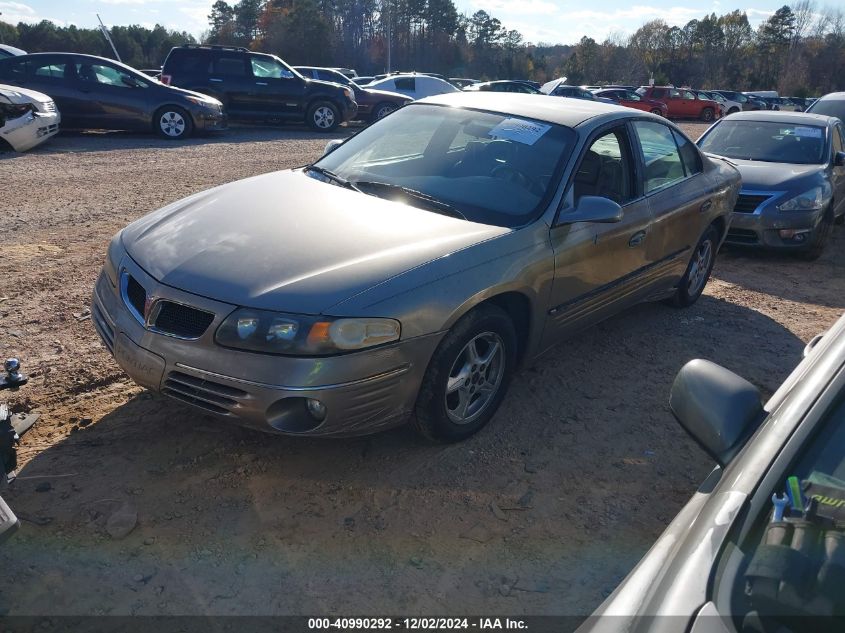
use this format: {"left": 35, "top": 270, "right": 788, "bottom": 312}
{"left": 726, "top": 228, "right": 759, "bottom": 244}
{"left": 152, "top": 301, "right": 215, "bottom": 339}
{"left": 162, "top": 371, "right": 247, "bottom": 414}
{"left": 733, "top": 193, "right": 771, "bottom": 214}
{"left": 39, "top": 100, "right": 57, "bottom": 113}
{"left": 125, "top": 275, "right": 146, "bottom": 317}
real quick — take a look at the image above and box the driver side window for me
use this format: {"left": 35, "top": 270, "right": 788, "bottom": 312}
{"left": 573, "top": 129, "right": 633, "bottom": 205}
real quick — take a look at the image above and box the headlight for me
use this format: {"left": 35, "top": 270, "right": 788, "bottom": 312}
{"left": 215, "top": 308, "right": 400, "bottom": 355}
{"left": 103, "top": 232, "right": 123, "bottom": 286}
{"left": 185, "top": 95, "right": 221, "bottom": 108}
{"left": 777, "top": 186, "right": 825, "bottom": 211}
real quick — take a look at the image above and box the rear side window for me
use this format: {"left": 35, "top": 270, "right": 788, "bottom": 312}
{"left": 32, "top": 60, "right": 67, "bottom": 79}
{"left": 213, "top": 54, "right": 247, "bottom": 76}
{"left": 633, "top": 121, "right": 686, "bottom": 193}
{"left": 167, "top": 50, "right": 210, "bottom": 74}
{"left": 0, "top": 59, "right": 27, "bottom": 81}
{"left": 651, "top": 88, "right": 666, "bottom": 98}
{"left": 394, "top": 77, "right": 415, "bottom": 91}
{"left": 672, "top": 130, "right": 703, "bottom": 176}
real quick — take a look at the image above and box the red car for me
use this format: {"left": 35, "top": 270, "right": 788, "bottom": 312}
{"left": 635, "top": 86, "right": 720, "bottom": 122}
{"left": 593, "top": 88, "right": 668, "bottom": 117}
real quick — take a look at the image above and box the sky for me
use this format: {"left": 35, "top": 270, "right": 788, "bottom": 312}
{"left": 1, "top": 1, "right": 788, "bottom": 46}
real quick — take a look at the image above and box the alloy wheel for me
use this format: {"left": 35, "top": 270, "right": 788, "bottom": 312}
{"left": 314, "top": 106, "right": 335, "bottom": 129}
{"left": 444, "top": 332, "right": 505, "bottom": 425}
{"left": 687, "top": 238, "right": 713, "bottom": 295}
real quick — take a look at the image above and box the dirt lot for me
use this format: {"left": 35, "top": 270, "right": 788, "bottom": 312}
{"left": 1, "top": 122, "right": 844, "bottom": 618}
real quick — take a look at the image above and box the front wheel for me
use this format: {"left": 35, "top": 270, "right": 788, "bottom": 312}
{"left": 412, "top": 305, "right": 517, "bottom": 442}
{"left": 727, "top": 107, "right": 740, "bottom": 115}
{"left": 307, "top": 101, "right": 340, "bottom": 132}
{"left": 372, "top": 102, "right": 397, "bottom": 121}
{"left": 154, "top": 106, "right": 193, "bottom": 139}
{"left": 649, "top": 108, "right": 663, "bottom": 116}
{"left": 801, "top": 207, "right": 834, "bottom": 261}
{"left": 667, "top": 225, "right": 719, "bottom": 308}
{"left": 700, "top": 107, "right": 714, "bottom": 122}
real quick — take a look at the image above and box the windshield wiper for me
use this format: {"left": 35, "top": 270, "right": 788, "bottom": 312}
{"left": 353, "top": 180, "right": 467, "bottom": 220}
{"left": 305, "top": 165, "right": 362, "bottom": 192}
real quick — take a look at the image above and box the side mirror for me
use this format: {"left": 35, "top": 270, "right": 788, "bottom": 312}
{"left": 558, "top": 195, "right": 623, "bottom": 225}
{"left": 323, "top": 139, "right": 343, "bottom": 156}
{"left": 834, "top": 151, "right": 845, "bottom": 167}
{"left": 669, "top": 359, "right": 764, "bottom": 466}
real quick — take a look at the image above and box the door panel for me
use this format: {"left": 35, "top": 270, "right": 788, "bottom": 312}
{"left": 832, "top": 125, "right": 845, "bottom": 217}
{"left": 74, "top": 60, "right": 148, "bottom": 129}
{"left": 20, "top": 57, "right": 82, "bottom": 123}
{"left": 541, "top": 127, "right": 653, "bottom": 349}
{"left": 632, "top": 120, "right": 711, "bottom": 287}
{"left": 249, "top": 54, "right": 302, "bottom": 117}
{"left": 211, "top": 52, "right": 253, "bottom": 116}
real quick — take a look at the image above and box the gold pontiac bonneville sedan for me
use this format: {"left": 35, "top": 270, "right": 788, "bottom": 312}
{"left": 92, "top": 93, "right": 740, "bottom": 441}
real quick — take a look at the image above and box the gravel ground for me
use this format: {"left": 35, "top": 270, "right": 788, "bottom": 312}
{"left": 1, "top": 121, "right": 844, "bottom": 618}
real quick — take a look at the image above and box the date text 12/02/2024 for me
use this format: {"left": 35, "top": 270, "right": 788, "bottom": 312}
{"left": 307, "top": 618, "right": 529, "bottom": 630}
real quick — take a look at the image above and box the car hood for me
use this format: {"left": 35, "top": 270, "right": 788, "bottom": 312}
{"left": 122, "top": 170, "right": 509, "bottom": 314}
{"left": 0, "top": 83, "right": 51, "bottom": 105}
{"left": 361, "top": 87, "right": 411, "bottom": 102}
{"left": 726, "top": 158, "right": 825, "bottom": 189}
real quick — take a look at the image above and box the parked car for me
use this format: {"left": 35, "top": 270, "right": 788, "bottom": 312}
{"left": 593, "top": 88, "right": 668, "bottom": 116}
{"left": 698, "top": 89, "right": 742, "bottom": 115}
{"left": 580, "top": 311, "right": 845, "bottom": 633}
{"left": 0, "top": 83, "right": 60, "bottom": 151}
{"left": 698, "top": 111, "right": 845, "bottom": 259}
{"left": 295, "top": 66, "right": 410, "bottom": 121}
{"left": 330, "top": 67, "right": 357, "bottom": 78}
{"left": 160, "top": 45, "right": 356, "bottom": 131}
{"left": 747, "top": 94, "right": 782, "bottom": 110}
{"left": 352, "top": 76, "right": 374, "bottom": 86}
{"left": 0, "top": 53, "right": 226, "bottom": 139}
{"left": 462, "top": 80, "right": 540, "bottom": 94}
{"left": 92, "top": 93, "right": 739, "bottom": 441}
{"left": 712, "top": 89, "right": 765, "bottom": 111}
{"left": 514, "top": 80, "right": 541, "bottom": 90}
{"left": 807, "top": 92, "right": 845, "bottom": 123}
{"left": 636, "top": 86, "right": 720, "bottom": 121}
{"left": 541, "top": 81, "right": 615, "bottom": 104}
{"left": 0, "top": 44, "right": 26, "bottom": 58}
{"left": 450, "top": 78, "right": 479, "bottom": 88}
{"left": 367, "top": 73, "right": 458, "bottom": 100}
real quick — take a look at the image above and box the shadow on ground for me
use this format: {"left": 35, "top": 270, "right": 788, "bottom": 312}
{"left": 0, "top": 294, "right": 805, "bottom": 617}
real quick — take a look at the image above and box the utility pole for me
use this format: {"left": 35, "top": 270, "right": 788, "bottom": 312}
{"left": 97, "top": 14, "right": 122, "bottom": 63}
{"left": 386, "top": 0, "right": 391, "bottom": 73}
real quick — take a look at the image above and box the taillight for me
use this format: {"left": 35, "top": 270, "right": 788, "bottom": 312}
{"left": 160, "top": 74, "right": 172, "bottom": 85}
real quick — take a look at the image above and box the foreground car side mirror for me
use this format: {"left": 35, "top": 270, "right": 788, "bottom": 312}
{"left": 669, "top": 359, "right": 764, "bottom": 466}
{"left": 558, "top": 195, "right": 623, "bottom": 225}
{"left": 323, "top": 139, "right": 343, "bottom": 156}
{"left": 834, "top": 151, "right": 845, "bottom": 167}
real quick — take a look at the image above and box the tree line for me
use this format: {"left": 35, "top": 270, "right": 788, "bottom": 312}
{"left": 1, "top": 1, "right": 843, "bottom": 95}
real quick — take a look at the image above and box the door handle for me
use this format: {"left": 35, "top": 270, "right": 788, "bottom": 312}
{"left": 628, "top": 231, "right": 646, "bottom": 247}
{"left": 700, "top": 199, "right": 713, "bottom": 212}
{"left": 209, "top": 78, "right": 223, "bottom": 83}
{"left": 255, "top": 81, "right": 268, "bottom": 86}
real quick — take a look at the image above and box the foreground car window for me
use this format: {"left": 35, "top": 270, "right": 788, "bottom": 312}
{"left": 632, "top": 120, "right": 686, "bottom": 193}
{"left": 699, "top": 120, "right": 827, "bottom": 164}
{"left": 315, "top": 104, "right": 574, "bottom": 227}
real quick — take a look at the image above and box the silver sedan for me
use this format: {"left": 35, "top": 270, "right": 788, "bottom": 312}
{"left": 92, "top": 93, "right": 739, "bottom": 440}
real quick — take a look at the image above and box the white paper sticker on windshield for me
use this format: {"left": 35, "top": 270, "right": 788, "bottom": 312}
{"left": 793, "top": 126, "right": 822, "bottom": 138}
{"left": 489, "top": 118, "right": 551, "bottom": 145}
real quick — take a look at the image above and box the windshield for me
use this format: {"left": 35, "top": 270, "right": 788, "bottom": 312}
{"left": 313, "top": 103, "right": 575, "bottom": 227}
{"left": 698, "top": 120, "right": 827, "bottom": 164}
{"left": 807, "top": 99, "right": 845, "bottom": 122}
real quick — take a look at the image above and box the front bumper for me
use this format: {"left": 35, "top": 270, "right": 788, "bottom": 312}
{"left": 191, "top": 105, "right": 227, "bottom": 132}
{"left": 91, "top": 256, "right": 441, "bottom": 436}
{"left": 724, "top": 192, "right": 827, "bottom": 250}
{"left": 339, "top": 97, "right": 358, "bottom": 123}
{"left": 1, "top": 110, "right": 60, "bottom": 151}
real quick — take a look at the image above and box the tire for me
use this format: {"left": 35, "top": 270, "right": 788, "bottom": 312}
{"left": 834, "top": 210, "right": 844, "bottom": 225}
{"left": 667, "top": 225, "right": 719, "bottom": 308}
{"left": 728, "top": 107, "right": 740, "bottom": 115}
{"left": 412, "top": 304, "right": 517, "bottom": 442}
{"left": 649, "top": 108, "right": 663, "bottom": 116}
{"left": 154, "top": 106, "right": 193, "bottom": 140}
{"left": 700, "top": 107, "right": 714, "bottom": 122}
{"left": 372, "top": 102, "right": 397, "bottom": 121}
{"left": 801, "top": 207, "right": 834, "bottom": 261}
{"left": 306, "top": 101, "right": 340, "bottom": 132}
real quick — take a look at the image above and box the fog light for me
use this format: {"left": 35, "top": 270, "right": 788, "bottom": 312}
{"left": 779, "top": 229, "right": 810, "bottom": 242}
{"left": 778, "top": 229, "right": 796, "bottom": 239}
{"left": 306, "top": 398, "right": 327, "bottom": 421}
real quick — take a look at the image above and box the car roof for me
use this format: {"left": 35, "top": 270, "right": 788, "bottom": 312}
{"left": 418, "top": 92, "right": 642, "bottom": 127}
{"left": 723, "top": 110, "right": 836, "bottom": 126}
{"left": 816, "top": 92, "right": 845, "bottom": 102}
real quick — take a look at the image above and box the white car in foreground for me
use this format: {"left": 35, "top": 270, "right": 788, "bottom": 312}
{"left": 0, "top": 83, "right": 60, "bottom": 151}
